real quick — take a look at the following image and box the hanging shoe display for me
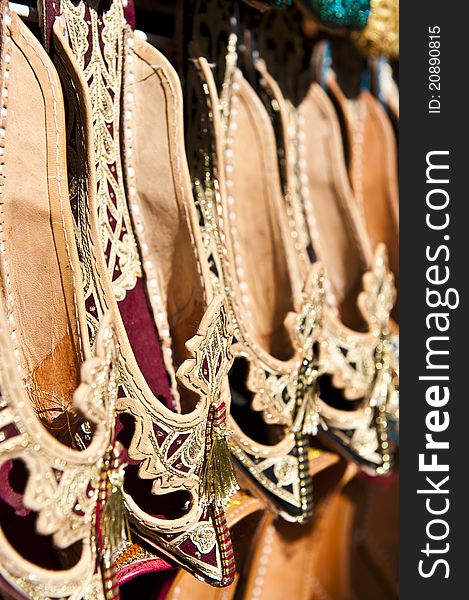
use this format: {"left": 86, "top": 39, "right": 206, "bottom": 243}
{"left": 0, "top": 0, "right": 401, "bottom": 597}
{"left": 326, "top": 38, "right": 399, "bottom": 314}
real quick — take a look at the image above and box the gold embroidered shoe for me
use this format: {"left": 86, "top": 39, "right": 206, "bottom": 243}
{"left": 252, "top": 7, "right": 399, "bottom": 474}
{"left": 182, "top": 0, "right": 321, "bottom": 523}
{"left": 0, "top": 3, "right": 121, "bottom": 597}
{"left": 40, "top": 0, "right": 238, "bottom": 587}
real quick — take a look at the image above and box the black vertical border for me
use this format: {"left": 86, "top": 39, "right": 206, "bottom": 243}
{"left": 400, "top": 1, "right": 468, "bottom": 598}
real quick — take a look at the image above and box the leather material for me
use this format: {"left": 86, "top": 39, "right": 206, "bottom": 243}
{"left": 248, "top": 9, "right": 399, "bottom": 476}
{"left": 1, "top": 1, "right": 82, "bottom": 433}
{"left": 241, "top": 462, "right": 356, "bottom": 600}
{"left": 188, "top": 50, "right": 315, "bottom": 523}
{"left": 229, "top": 73, "right": 300, "bottom": 356}
{"left": 328, "top": 76, "right": 399, "bottom": 319}
{"left": 41, "top": 0, "right": 174, "bottom": 411}
{"left": 124, "top": 33, "right": 209, "bottom": 391}
{"left": 312, "top": 474, "right": 398, "bottom": 600}
{"left": 297, "top": 81, "right": 372, "bottom": 330}
{"left": 253, "top": 50, "right": 398, "bottom": 476}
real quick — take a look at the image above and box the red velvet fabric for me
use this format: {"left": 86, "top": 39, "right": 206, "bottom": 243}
{"left": 119, "top": 278, "right": 174, "bottom": 409}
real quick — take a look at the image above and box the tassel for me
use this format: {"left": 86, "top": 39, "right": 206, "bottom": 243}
{"left": 293, "top": 377, "right": 325, "bottom": 437}
{"left": 200, "top": 402, "right": 239, "bottom": 509}
{"left": 293, "top": 359, "right": 325, "bottom": 436}
{"left": 96, "top": 443, "right": 129, "bottom": 600}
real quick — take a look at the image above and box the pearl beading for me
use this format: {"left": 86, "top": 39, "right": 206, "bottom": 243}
{"left": 0, "top": 12, "right": 18, "bottom": 375}
{"left": 251, "top": 522, "right": 275, "bottom": 599}
{"left": 347, "top": 96, "right": 367, "bottom": 223}
{"left": 223, "top": 68, "right": 252, "bottom": 315}
{"left": 295, "top": 107, "right": 338, "bottom": 314}
{"left": 0, "top": 12, "right": 83, "bottom": 416}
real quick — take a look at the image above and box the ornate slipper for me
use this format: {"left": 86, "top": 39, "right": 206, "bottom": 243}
{"left": 0, "top": 4, "right": 121, "bottom": 597}
{"left": 38, "top": 0, "right": 238, "bottom": 587}
{"left": 250, "top": 7, "right": 398, "bottom": 474}
{"left": 181, "top": 0, "right": 327, "bottom": 523}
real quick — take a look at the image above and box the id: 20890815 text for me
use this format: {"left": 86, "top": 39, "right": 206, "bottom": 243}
{"left": 428, "top": 26, "right": 441, "bottom": 114}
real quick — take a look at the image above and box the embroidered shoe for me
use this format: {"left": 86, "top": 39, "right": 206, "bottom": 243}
{"left": 252, "top": 7, "right": 399, "bottom": 474}
{"left": 38, "top": 0, "right": 238, "bottom": 587}
{"left": 0, "top": 4, "right": 120, "bottom": 597}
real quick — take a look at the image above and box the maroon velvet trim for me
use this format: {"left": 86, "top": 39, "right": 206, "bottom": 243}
{"left": 41, "top": 0, "right": 174, "bottom": 410}
{"left": 119, "top": 278, "right": 173, "bottom": 408}
{"left": 39, "top": 0, "right": 61, "bottom": 51}
{"left": 123, "top": 0, "right": 136, "bottom": 30}
{"left": 120, "top": 569, "right": 178, "bottom": 600}
{"left": 41, "top": 0, "right": 135, "bottom": 50}
{"left": 0, "top": 461, "right": 65, "bottom": 570}
{"left": 0, "top": 461, "right": 29, "bottom": 516}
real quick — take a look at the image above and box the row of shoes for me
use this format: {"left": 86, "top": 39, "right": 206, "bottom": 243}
{"left": 0, "top": 0, "right": 399, "bottom": 598}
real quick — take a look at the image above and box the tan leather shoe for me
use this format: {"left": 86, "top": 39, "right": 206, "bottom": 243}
{"left": 0, "top": 4, "right": 121, "bottom": 597}
{"left": 241, "top": 461, "right": 356, "bottom": 600}
{"left": 312, "top": 473, "right": 399, "bottom": 600}
{"left": 164, "top": 453, "right": 341, "bottom": 600}
{"left": 38, "top": 0, "right": 238, "bottom": 587}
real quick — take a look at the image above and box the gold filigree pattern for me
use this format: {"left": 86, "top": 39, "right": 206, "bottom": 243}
{"left": 290, "top": 267, "right": 325, "bottom": 436}
{"left": 359, "top": 243, "right": 396, "bottom": 334}
{"left": 62, "top": 0, "right": 141, "bottom": 301}
{"left": 119, "top": 299, "right": 233, "bottom": 506}
{"left": 229, "top": 435, "right": 302, "bottom": 509}
{"left": 0, "top": 6, "right": 119, "bottom": 595}
{"left": 177, "top": 299, "right": 233, "bottom": 404}
{"left": 320, "top": 245, "right": 397, "bottom": 397}
{"left": 318, "top": 246, "right": 399, "bottom": 472}
{"left": 250, "top": 56, "right": 399, "bottom": 473}
{"left": 190, "top": 523, "right": 217, "bottom": 554}
{"left": 193, "top": 166, "right": 312, "bottom": 517}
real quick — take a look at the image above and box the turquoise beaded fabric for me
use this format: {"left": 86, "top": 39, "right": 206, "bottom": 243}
{"left": 305, "top": 0, "right": 370, "bottom": 29}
